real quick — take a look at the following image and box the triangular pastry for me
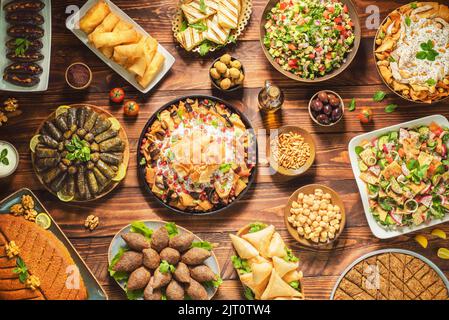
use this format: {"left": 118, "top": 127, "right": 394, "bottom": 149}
{"left": 272, "top": 256, "right": 298, "bottom": 278}
{"left": 229, "top": 234, "right": 258, "bottom": 259}
{"left": 252, "top": 262, "right": 272, "bottom": 285}
{"left": 261, "top": 270, "right": 302, "bottom": 300}
{"left": 283, "top": 270, "right": 303, "bottom": 283}
{"left": 240, "top": 273, "right": 269, "bottom": 300}
{"left": 266, "top": 232, "right": 287, "bottom": 258}
{"left": 242, "top": 225, "right": 275, "bottom": 257}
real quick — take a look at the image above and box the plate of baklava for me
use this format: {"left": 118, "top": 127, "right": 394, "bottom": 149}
{"left": 172, "top": 0, "right": 252, "bottom": 55}
{"left": 67, "top": 0, "right": 175, "bottom": 93}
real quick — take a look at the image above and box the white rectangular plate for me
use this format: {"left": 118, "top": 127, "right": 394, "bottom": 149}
{"left": 66, "top": 0, "right": 175, "bottom": 94}
{"left": 348, "top": 115, "right": 449, "bottom": 239}
{"left": 0, "top": 0, "right": 51, "bottom": 92}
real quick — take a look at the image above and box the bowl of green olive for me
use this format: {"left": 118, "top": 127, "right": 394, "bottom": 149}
{"left": 209, "top": 54, "right": 245, "bottom": 92}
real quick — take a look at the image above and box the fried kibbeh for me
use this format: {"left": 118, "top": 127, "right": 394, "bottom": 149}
{"left": 174, "top": 262, "right": 191, "bottom": 283}
{"left": 152, "top": 267, "right": 172, "bottom": 289}
{"left": 169, "top": 232, "right": 195, "bottom": 252}
{"left": 160, "top": 247, "right": 181, "bottom": 265}
{"left": 166, "top": 279, "right": 185, "bottom": 300}
{"left": 122, "top": 232, "right": 151, "bottom": 251}
{"left": 151, "top": 226, "right": 169, "bottom": 252}
{"left": 142, "top": 248, "right": 160, "bottom": 270}
{"left": 113, "top": 251, "right": 142, "bottom": 273}
{"left": 109, "top": 221, "right": 220, "bottom": 300}
{"left": 186, "top": 278, "right": 208, "bottom": 300}
{"left": 190, "top": 265, "right": 217, "bottom": 283}
{"left": 182, "top": 247, "right": 211, "bottom": 266}
{"left": 127, "top": 266, "right": 151, "bottom": 291}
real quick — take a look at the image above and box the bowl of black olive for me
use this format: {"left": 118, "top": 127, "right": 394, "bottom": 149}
{"left": 308, "top": 91, "right": 344, "bottom": 127}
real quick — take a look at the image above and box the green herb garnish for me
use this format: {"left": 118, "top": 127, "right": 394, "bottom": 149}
{"left": 405, "top": 16, "right": 411, "bottom": 26}
{"left": 289, "top": 281, "right": 300, "bottom": 290}
{"left": 411, "top": 2, "right": 418, "bottom": 9}
{"left": 248, "top": 222, "right": 267, "bottom": 233}
{"left": 426, "top": 78, "right": 436, "bottom": 86}
{"left": 219, "top": 163, "right": 232, "bottom": 173}
{"left": 355, "top": 146, "right": 364, "bottom": 155}
{"left": 191, "top": 241, "right": 214, "bottom": 251}
{"left": 204, "top": 276, "right": 223, "bottom": 289}
{"left": 130, "top": 221, "right": 153, "bottom": 239}
{"left": 165, "top": 222, "right": 179, "bottom": 238}
{"left": 13, "top": 257, "right": 29, "bottom": 283}
{"left": 139, "top": 157, "right": 146, "bottom": 165}
{"left": 65, "top": 136, "right": 91, "bottom": 162}
{"left": 159, "top": 260, "right": 176, "bottom": 274}
{"left": 231, "top": 255, "right": 251, "bottom": 274}
{"left": 244, "top": 287, "right": 255, "bottom": 300}
{"left": 284, "top": 247, "right": 299, "bottom": 262}
{"left": 199, "top": 0, "right": 207, "bottom": 13}
{"left": 199, "top": 41, "right": 212, "bottom": 56}
{"left": 385, "top": 104, "right": 398, "bottom": 113}
{"left": 0, "top": 148, "right": 9, "bottom": 166}
{"left": 373, "top": 91, "right": 386, "bottom": 102}
{"left": 348, "top": 98, "right": 356, "bottom": 111}
{"left": 108, "top": 247, "right": 130, "bottom": 281}
{"left": 189, "top": 22, "right": 208, "bottom": 32}
{"left": 14, "top": 38, "right": 30, "bottom": 56}
{"left": 416, "top": 40, "right": 439, "bottom": 61}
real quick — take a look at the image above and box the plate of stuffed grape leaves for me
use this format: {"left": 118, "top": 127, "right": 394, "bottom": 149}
{"left": 30, "top": 104, "right": 129, "bottom": 202}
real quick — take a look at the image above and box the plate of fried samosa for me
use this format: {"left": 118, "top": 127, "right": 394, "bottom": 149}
{"left": 67, "top": 0, "right": 174, "bottom": 93}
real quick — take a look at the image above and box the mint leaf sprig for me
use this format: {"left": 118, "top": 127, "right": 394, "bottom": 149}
{"left": 0, "top": 148, "right": 9, "bottom": 166}
{"left": 65, "top": 136, "right": 91, "bottom": 162}
{"left": 416, "top": 40, "right": 439, "bottom": 61}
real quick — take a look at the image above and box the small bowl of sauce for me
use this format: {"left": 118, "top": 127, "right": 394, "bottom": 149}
{"left": 65, "top": 62, "right": 92, "bottom": 90}
{"left": 0, "top": 140, "right": 19, "bottom": 179}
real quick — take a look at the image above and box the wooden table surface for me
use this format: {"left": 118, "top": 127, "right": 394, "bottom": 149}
{"left": 1, "top": 0, "right": 449, "bottom": 300}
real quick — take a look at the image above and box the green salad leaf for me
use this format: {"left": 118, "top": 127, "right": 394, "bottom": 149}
{"left": 130, "top": 221, "right": 153, "bottom": 239}
{"left": 159, "top": 260, "right": 176, "bottom": 274}
{"left": 204, "top": 276, "right": 223, "bottom": 289}
{"left": 191, "top": 241, "right": 214, "bottom": 251}
{"left": 231, "top": 255, "right": 251, "bottom": 274}
{"left": 248, "top": 222, "right": 267, "bottom": 233}
{"left": 165, "top": 222, "right": 179, "bottom": 238}
{"left": 284, "top": 247, "right": 299, "bottom": 262}
{"left": 373, "top": 91, "right": 386, "bottom": 102}
{"left": 348, "top": 98, "right": 356, "bottom": 111}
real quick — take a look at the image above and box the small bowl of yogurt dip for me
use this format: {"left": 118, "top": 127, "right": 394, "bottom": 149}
{"left": 0, "top": 140, "right": 19, "bottom": 179}
{"left": 65, "top": 62, "right": 92, "bottom": 90}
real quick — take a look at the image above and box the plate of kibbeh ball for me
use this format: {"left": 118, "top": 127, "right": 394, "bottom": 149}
{"left": 108, "top": 220, "right": 221, "bottom": 300}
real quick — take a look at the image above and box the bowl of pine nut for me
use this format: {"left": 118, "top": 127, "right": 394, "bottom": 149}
{"left": 269, "top": 126, "right": 316, "bottom": 177}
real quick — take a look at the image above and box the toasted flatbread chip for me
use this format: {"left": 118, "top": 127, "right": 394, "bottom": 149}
{"left": 261, "top": 269, "right": 303, "bottom": 300}
{"left": 217, "top": 0, "right": 240, "bottom": 29}
{"left": 176, "top": 27, "right": 204, "bottom": 51}
{"left": 272, "top": 256, "right": 298, "bottom": 278}
{"left": 181, "top": 0, "right": 217, "bottom": 24}
{"left": 242, "top": 225, "right": 275, "bottom": 256}
{"left": 205, "top": 14, "right": 231, "bottom": 44}
{"left": 229, "top": 234, "right": 259, "bottom": 259}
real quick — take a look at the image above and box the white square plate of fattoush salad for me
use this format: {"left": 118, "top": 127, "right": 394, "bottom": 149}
{"left": 349, "top": 115, "right": 449, "bottom": 239}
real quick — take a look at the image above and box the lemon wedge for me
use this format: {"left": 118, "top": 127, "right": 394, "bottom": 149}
{"left": 56, "top": 105, "right": 71, "bottom": 117}
{"left": 414, "top": 234, "right": 428, "bottom": 249}
{"left": 437, "top": 248, "right": 449, "bottom": 260}
{"left": 29, "top": 134, "right": 41, "bottom": 153}
{"left": 112, "top": 163, "right": 127, "bottom": 182}
{"left": 35, "top": 213, "right": 51, "bottom": 230}
{"left": 109, "top": 117, "right": 121, "bottom": 131}
{"left": 57, "top": 190, "right": 74, "bottom": 202}
{"left": 431, "top": 228, "right": 447, "bottom": 239}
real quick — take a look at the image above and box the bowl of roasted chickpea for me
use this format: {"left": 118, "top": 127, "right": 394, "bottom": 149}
{"left": 284, "top": 184, "right": 346, "bottom": 247}
{"left": 209, "top": 54, "right": 245, "bottom": 92}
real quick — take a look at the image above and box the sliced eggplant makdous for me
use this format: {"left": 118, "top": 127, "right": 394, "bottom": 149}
{"left": 6, "top": 38, "right": 43, "bottom": 51}
{"left": 33, "top": 106, "right": 126, "bottom": 201}
{"left": 6, "top": 12, "right": 45, "bottom": 25}
{"left": 3, "top": 0, "right": 45, "bottom": 13}
{"left": 3, "top": 73, "right": 39, "bottom": 87}
{"left": 7, "top": 25, "right": 44, "bottom": 39}
{"left": 7, "top": 50, "right": 44, "bottom": 62}
{"left": 4, "top": 62, "right": 43, "bottom": 75}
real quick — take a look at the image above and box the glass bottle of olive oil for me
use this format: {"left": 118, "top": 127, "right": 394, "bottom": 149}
{"left": 258, "top": 80, "right": 284, "bottom": 113}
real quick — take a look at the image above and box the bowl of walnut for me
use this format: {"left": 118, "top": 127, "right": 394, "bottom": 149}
{"left": 284, "top": 184, "right": 345, "bottom": 247}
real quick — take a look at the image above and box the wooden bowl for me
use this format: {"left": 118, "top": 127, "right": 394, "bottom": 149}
{"left": 308, "top": 90, "right": 345, "bottom": 127}
{"left": 259, "top": 0, "right": 361, "bottom": 83}
{"left": 31, "top": 104, "right": 130, "bottom": 203}
{"left": 210, "top": 56, "right": 245, "bottom": 92}
{"left": 269, "top": 125, "right": 316, "bottom": 177}
{"left": 284, "top": 184, "right": 346, "bottom": 248}
{"left": 373, "top": 3, "right": 449, "bottom": 105}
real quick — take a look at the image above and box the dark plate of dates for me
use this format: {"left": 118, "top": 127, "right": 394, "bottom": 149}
{"left": 137, "top": 95, "right": 258, "bottom": 215}
{"left": 308, "top": 90, "right": 345, "bottom": 127}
